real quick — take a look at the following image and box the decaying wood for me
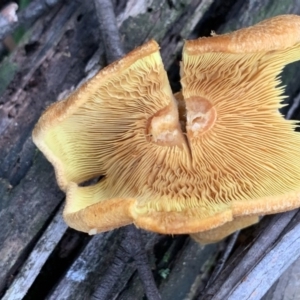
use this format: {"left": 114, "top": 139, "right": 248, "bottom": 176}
{"left": 1, "top": 0, "right": 300, "bottom": 299}
{"left": 47, "top": 231, "right": 114, "bottom": 300}
{"left": 0, "top": 4, "right": 96, "bottom": 296}
{"left": 199, "top": 210, "right": 300, "bottom": 299}
{"left": 2, "top": 205, "right": 67, "bottom": 300}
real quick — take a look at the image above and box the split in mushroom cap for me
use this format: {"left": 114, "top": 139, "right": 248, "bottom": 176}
{"left": 33, "top": 15, "right": 300, "bottom": 241}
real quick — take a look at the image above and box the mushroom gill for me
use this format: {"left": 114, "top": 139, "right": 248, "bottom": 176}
{"left": 33, "top": 15, "right": 300, "bottom": 241}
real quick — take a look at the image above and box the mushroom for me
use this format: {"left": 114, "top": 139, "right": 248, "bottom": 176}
{"left": 33, "top": 15, "right": 300, "bottom": 243}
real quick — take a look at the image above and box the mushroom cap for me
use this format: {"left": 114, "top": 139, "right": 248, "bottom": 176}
{"left": 33, "top": 15, "right": 300, "bottom": 238}
{"left": 185, "top": 14, "right": 300, "bottom": 54}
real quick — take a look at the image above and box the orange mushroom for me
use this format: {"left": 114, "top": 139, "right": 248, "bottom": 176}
{"left": 33, "top": 15, "right": 300, "bottom": 243}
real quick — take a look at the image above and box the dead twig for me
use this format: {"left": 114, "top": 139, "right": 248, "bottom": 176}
{"left": 93, "top": 0, "right": 124, "bottom": 63}
{"left": 91, "top": 226, "right": 161, "bottom": 300}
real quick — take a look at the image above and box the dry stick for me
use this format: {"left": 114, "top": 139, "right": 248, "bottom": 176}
{"left": 93, "top": 0, "right": 124, "bottom": 64}
{"left": 91, "top": 1, "right": 161, "bottom": 299}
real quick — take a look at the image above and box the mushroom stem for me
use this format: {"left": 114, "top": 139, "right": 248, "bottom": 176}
{"left": 93, "top": 0, "right": 125, "bottom": 64}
